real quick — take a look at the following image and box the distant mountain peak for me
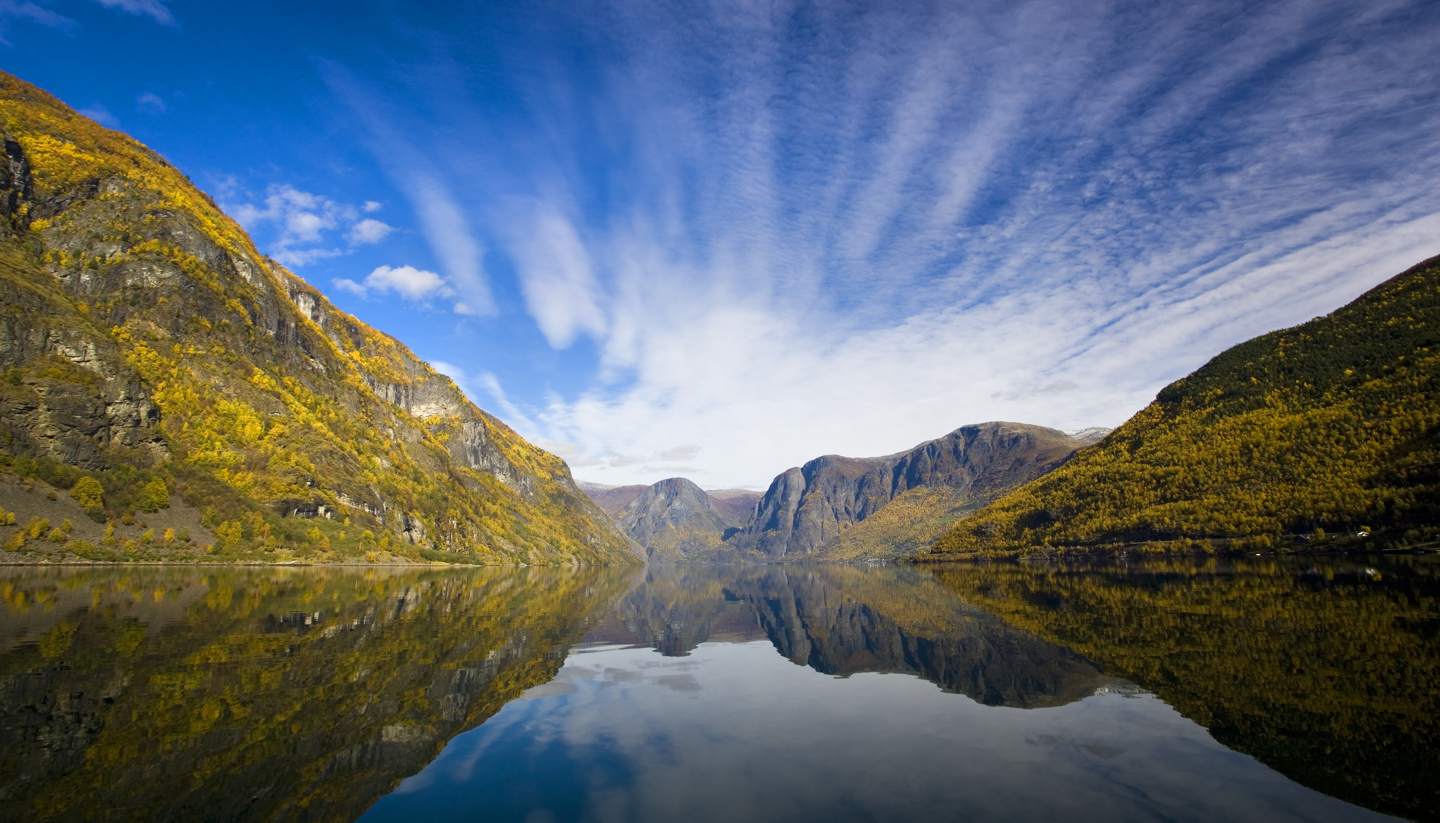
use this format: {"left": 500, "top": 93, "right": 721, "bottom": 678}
{"left": 733, "top": 422, "right": 1102, "bottom": 559}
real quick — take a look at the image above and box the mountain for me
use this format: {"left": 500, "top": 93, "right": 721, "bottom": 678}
{"left": 615, "top": 477, "right": 732, "bottom": 560}
{"left": 0, "top": 72, "right": 634, "bottom": 564}
{"left": 926, "top": 256, "right": 1440, "bottom": 558}
{"left": 580, "top": 480, "right": 761, "bottom": 558}
{"left": 577, "top": 482, "right": 648, "bottom": 518}
{"left": 704, "top": 488, "right": 763, "bottom": 526}
{"left": 733, "top": 422, "right": 1104, "bottom": 559}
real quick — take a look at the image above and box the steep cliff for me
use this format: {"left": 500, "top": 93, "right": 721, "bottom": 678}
{"left": 734, "top": 422, "right": 1103, "bottom": 559}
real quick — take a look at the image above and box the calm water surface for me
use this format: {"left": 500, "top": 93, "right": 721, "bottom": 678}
{"left": 0, "top": 557, "right": 1435, "bottom": 821}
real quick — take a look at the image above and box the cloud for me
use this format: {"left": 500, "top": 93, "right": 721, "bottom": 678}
{"left": 95, "top": 0, "right": 173, "bottom": 26}
{"left": 427, "top": 360, "right": 537, "bottom": 433}
{"left": 224, "top": 182, "right": 396, "bottom": 270}
{"left": 333, "top": 264, "right": 474, "bottom": 315}
{"left": 363, "top": 200, "right": 383, "bottom": 213}
{"left": 506, "top": 207, "right": 606, "bottom": 348}
{"left": 0, "top": 0, "right": 73, "bottom": 43}
{"left": 325, "top": 0, "right": 1440, "bottom": 487}
{"left": 272, "top": 247, "right": 343, "bottom": 267}
{"left": 321, "top": 65, "right": 498, "bottom": 316}
{"left": 76, "top": 103, "right": 118, "bottom": 128}
{"left": 404, "top": 172, "right": 493, "bottom": 315}
{"left": 348, "top": 217, "right": 393, "bottom": 245}
{"left": 136, "top": 91, "right": 165, "bottom": 113}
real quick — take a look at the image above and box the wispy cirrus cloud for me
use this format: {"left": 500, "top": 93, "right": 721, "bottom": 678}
{"left": 328, "top": 0, "right": 1440, "bottom": 488}
{"left": 135, "top": 91, "right": 165, "bottom": 113}
{"left": 95, "top": 0, "right": 173, "bottom": 26}
{"left": 0, "top": 0, "right": 72, "bottom": 43}
{"left": 322, "top": 65, "right": 497, "bottom": 317}
{"left": 76, "top": 103, "right": 118, "bottom": 128}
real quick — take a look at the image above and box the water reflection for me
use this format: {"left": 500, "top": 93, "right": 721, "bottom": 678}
{"left": 929, "top": 556, "right": 1440, "bottom": 820}
{"left": 367, "top": 560, "right": 1403, "bottom": 822}
{"left": 0, "top": 557, "right": 1432, "bottom": 821}
{"left": 0, "top": 565, "right": 631, "bottom": 822}
{"left": 591, "top": 564, "right": 1114, "bottom": 707}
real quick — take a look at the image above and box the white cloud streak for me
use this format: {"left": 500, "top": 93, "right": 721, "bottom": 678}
{"left": 136, "top": 91, "right": 165, "bottom": 113}
{"left": 327, "top": 0, "right": 1440, "bottom": 488}
{"left": 95, "top": 0, "right": 173, "bottom": 26}
{"left": 0, "top": 1, "right": 73, "bottom": 43}
{"left": 321, "top": 66, "right": 498, "bottom": 316}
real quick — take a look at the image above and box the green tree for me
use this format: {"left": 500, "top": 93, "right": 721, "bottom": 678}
{"left": 136, "top": 477, "right": 170, "bottom": 512}
{"left": 71, "top": 476, "right": 104, "bottom": 513}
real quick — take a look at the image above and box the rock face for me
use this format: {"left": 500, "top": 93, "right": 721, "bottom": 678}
{"left": 0, "top": 72, "right": 633, "bottom": 563}
{"left": 616, "top": 478, "right": 732, "bottom": 560}
{"left": 734, "top": 422, "right": 1104, "bottom": 559}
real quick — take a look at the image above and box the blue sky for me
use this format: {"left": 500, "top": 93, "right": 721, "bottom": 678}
{"left": 4, "top": 0, "right": 1439, "bottom": 489}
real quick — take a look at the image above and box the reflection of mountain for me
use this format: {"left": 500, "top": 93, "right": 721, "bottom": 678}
{"left": 585, "top": 565, "right": 766, "bottom": 655}
{"left": 588, "top": 563, "right": 1111, "bottom": 708}
{"left": 0, "top": 565, "right": 630, "bottom": 822}
{"left": 931, "top": 557, "right": 1440, "bottom": 820}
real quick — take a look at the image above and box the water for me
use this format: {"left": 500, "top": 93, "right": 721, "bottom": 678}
{"left": 0, "top": 557, "right": 1434, "bottom": 822}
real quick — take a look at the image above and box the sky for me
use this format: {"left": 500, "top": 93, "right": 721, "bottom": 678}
{"left": 4, "top": 0, "right": 1439, "bottom": 489}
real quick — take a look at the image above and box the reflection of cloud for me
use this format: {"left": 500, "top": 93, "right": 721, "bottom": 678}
{"left": 653, "top": 674, "right": 701, "bottom": 693}
{"left": 370, "top": 640, "right": 1374, "bottom": 822}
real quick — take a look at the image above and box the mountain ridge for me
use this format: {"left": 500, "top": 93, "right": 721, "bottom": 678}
{"left": 925, "top": 255, "right": 1440, "bottom": 557}
{"left": 0, "top": 71, "right": 635, "bottom": 564}
{"left": 731, "top": 421, "right": 1105, "bottom": 559}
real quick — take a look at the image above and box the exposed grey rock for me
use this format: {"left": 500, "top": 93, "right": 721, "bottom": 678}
{"left": 733, "top": 422, "right": 1102, "bottom": 558}
{"left": 616, "top": 477, "right": 731, "bottom": 559}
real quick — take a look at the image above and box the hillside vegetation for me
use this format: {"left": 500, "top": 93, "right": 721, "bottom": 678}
{"left": 927, "top": 257, "right": 1440, "bottom": 558}
{"left": 0, "top": 72, "right": 633, "bottom": 564}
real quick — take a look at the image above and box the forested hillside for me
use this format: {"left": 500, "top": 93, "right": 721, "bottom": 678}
{"left": 927, "top": 257, "right": 1440, "bottom": 557}
{"left": 0, "top": 72, "right": 634, "bottom": 564}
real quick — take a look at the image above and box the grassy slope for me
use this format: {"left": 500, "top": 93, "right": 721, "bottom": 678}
{"left": 830, "top": 486, "right": 983, "bottom": 560}
{"left": 927, "top": 257, "right": 1440, "bottom": 557}
{"left": 0, "top": 73, "right": 632, "bottom": 564}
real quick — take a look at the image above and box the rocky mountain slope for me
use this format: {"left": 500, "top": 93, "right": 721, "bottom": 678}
{"left": 614, "top": 477, "right": 732, "bottom": 560}
{"left": 0, "top": 72, "right": 634, "bottom": 564}
{"left": 581, "top": 480, "right": 761, "bottom": 558}
{"left": 732, "top": 422, "right": 1105, "bottom": 559}
{"left": 925, "top": 256, "right": 1440, "bottom": 558}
